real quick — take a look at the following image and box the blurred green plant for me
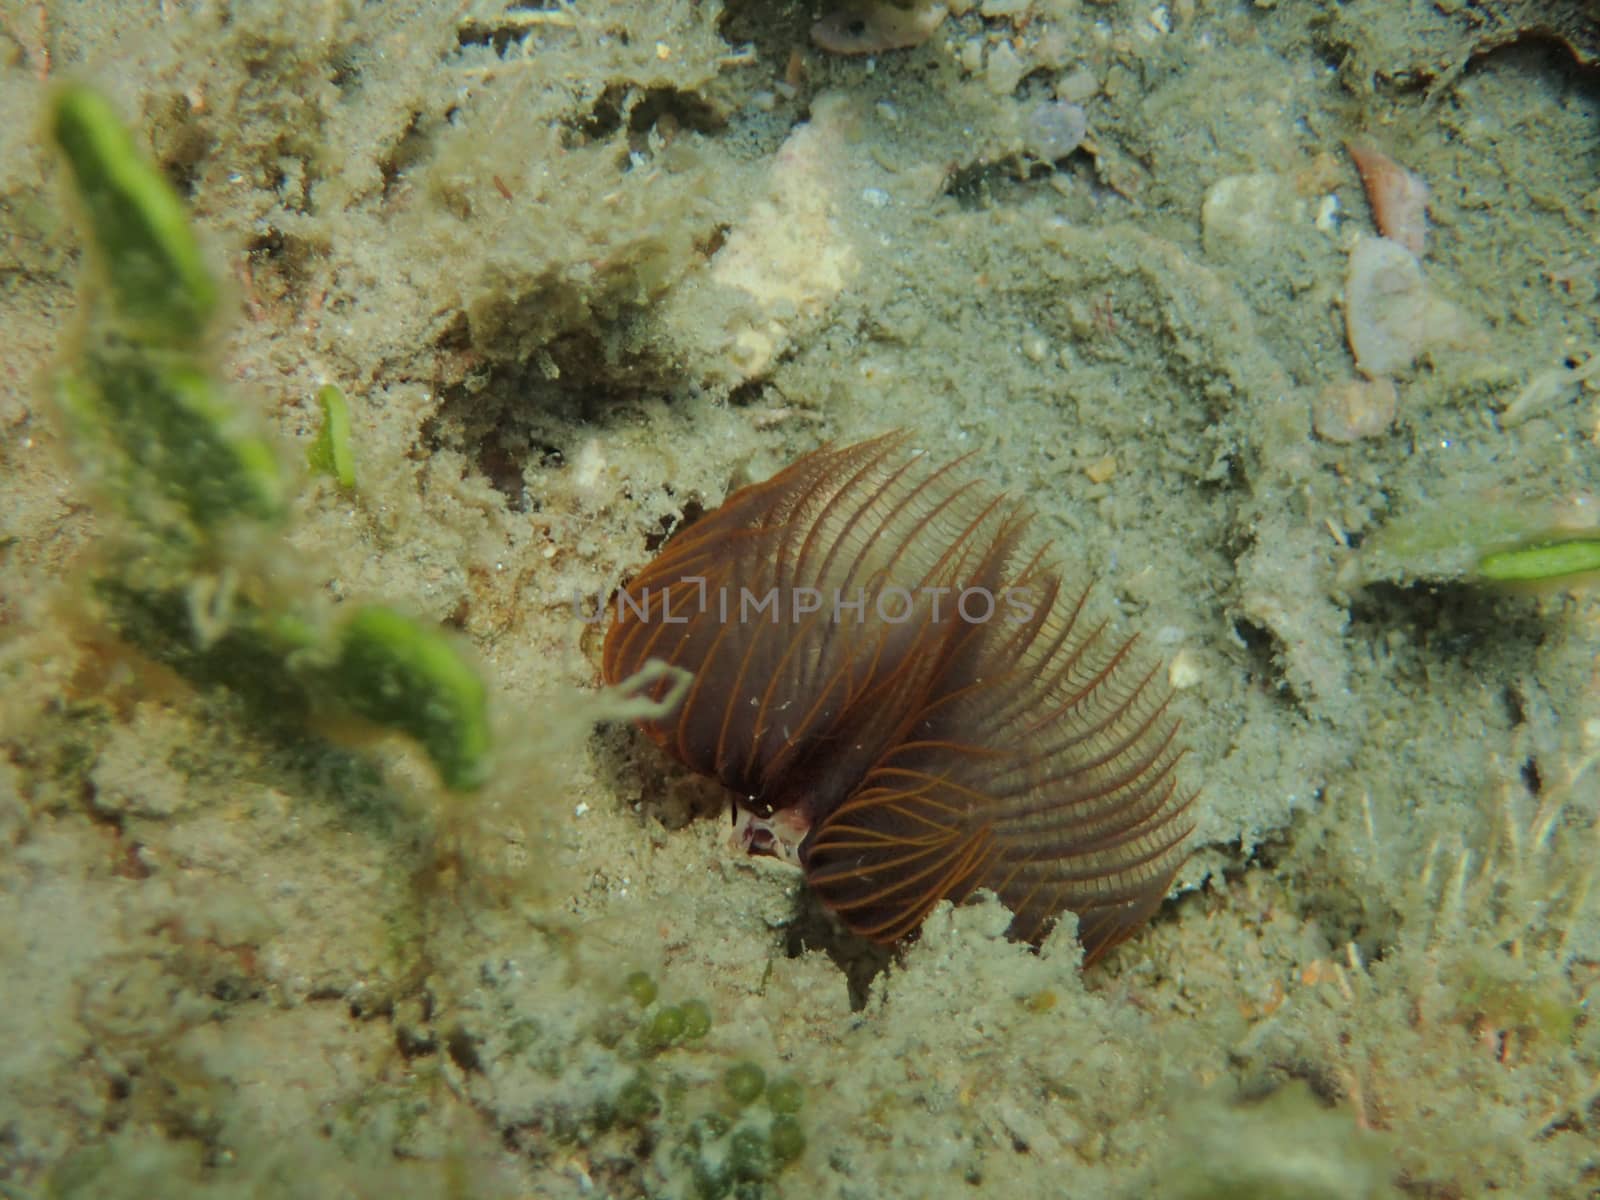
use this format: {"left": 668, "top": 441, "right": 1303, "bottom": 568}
{"left": 52, "top": 85, "right": 219, "bottom": 345}
{"left": 1339, "top": 494, "right": 1600, "bottom": 592}
{"left": 48, "top": 83, "right": 490, "bottom": 792}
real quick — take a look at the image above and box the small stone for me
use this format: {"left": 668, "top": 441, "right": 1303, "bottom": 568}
{"left": 769, "top": 1114, "right": 807, "bottom": 1164}
{"left": 623, "top": 970, "right": 657, "bottom": 1007}
{"left": 985, "top": 42, "right": 1027, "bottom": 94}
{"left": 812, "top": 1, "right": 948, "bottom": 54}
{"left": 1084, "top": 454, "right": 1117, "bottom": 484}
{"left": 1313, "top": 376, "right": 1397, "bottom": 442}
{"left": 1342, "top": 235, "right": 1471, "bottom": 378}
{"left": 1056, "top": 67, "right": 1099, "bottom": 103}
{"left": 679, "top": 998, "right": 713, "bottom": 1038}
{"left": 1021, "top": 101, "right": 1087, "bottom": 161}
{"left": 1343, "top": 236, "right": 1423, "bottom": 376}
{"left": 766, "top": 1075, "right": 805, "bottom": 1114}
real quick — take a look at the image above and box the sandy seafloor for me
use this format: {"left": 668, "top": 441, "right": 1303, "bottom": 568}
{"left": 2, "top": 0, "right": 1598, "bottom": 1196}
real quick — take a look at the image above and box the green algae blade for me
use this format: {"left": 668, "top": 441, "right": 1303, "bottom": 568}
{"left": 52, "top": 85, "right": 219, "bottom": 345}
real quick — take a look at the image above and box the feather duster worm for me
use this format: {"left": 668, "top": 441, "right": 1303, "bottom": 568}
{"left": 601, "top": 434, "right": 1195, "bottom": 962}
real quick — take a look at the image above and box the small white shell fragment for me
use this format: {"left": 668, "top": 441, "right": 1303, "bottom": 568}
{"left": 1313, "top": 376, "right": 1397, "bottom": 442}
{"left": 572, "top": 438, "right": 608, "bottom": 491}
{"left": 1168, "top": 646, "right": 1203, "bottom": 690}
{"left": 1314, "top": 193, "right": 1341, "bottom": 236}
{"left": 1343, "top": 236, "right": 1427, "bottom": 377}
{"left": 1343, "top": 235, "right": 1473, "bottom": 378}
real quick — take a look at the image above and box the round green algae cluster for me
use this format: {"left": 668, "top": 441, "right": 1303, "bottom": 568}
{"left": 606, "top": 971, "right": 808, "bottom": 1199}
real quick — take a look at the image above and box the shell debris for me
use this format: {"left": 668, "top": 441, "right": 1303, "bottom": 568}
{"left": 811, "top": 1, "right": 949, "bottom": 55}
{"left": 1346, "top": 140, "right": 1429, "bottom": 258}
{"left": 655, "top": 95, "right": 861, "bottom": 385}
{"left": 1344, "top": 235, "right": 1472, "bottom": 379}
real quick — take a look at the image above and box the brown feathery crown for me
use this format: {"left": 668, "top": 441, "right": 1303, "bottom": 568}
{"left": 601, "top": 433, "right": 1196, "bottom": 962}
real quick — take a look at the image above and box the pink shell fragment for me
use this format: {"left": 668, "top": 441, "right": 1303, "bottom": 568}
{"left": 1347, "top": 140, "right": 1430, "bottom": 257}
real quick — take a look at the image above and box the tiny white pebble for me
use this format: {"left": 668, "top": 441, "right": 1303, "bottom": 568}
{"left": 862, "top": 187, "right": 891, "bottom": 208}
{"left": 574, "top": 801, "right": 590, "bottom": 817}
{"left": 1314, "top": 193, "right": 1340, "bottom": 235}
{"left": 1168, "top": 647, "right": 1203, "bottom": 690}
{"left": 1022, "top": 101, "right": 1087, "bottom": 161}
